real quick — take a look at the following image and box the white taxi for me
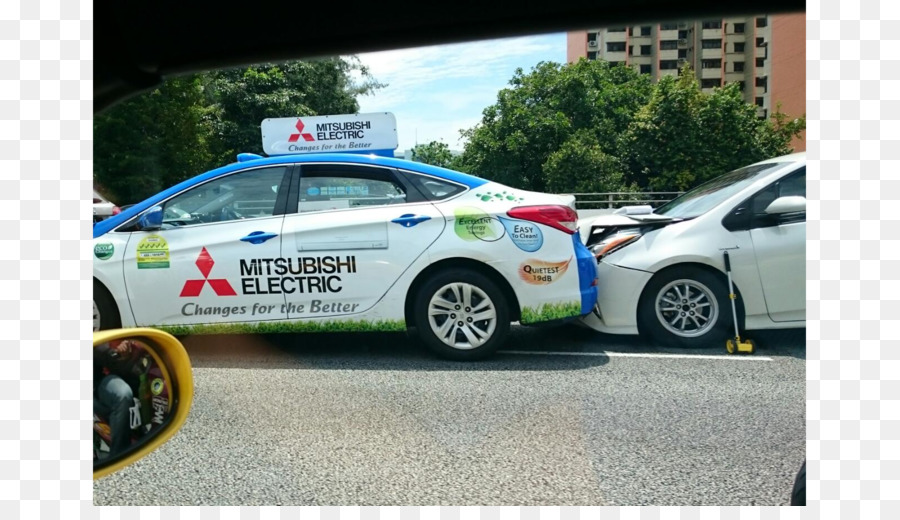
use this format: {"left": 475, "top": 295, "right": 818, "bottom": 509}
{"left": 93, "top": 151, "right": 598, "bottom": 360}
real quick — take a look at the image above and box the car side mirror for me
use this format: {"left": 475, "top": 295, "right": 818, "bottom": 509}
{"left": 93, "top": 328, "right": 193, "bottom": 480}
{"left": 138, "top": 205, "right": 164, "bottom": 231}
{"left": 764, "top": 196, "right": 805, "bottom": 215}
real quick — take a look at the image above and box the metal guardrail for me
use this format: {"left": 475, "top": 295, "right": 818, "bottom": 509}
{"left": 567, "top": 192, "right": 684, "bottom": 209}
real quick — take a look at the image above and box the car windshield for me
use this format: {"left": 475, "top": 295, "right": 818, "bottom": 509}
{"left": 654, "top": 162, "right": 788, "bottom": 219}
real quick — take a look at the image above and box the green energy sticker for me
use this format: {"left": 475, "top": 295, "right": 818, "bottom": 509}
{"left": 137, "top": 235, "right": 170, "bottom": 269}
{"left": 94, "top": 243, "right": 114, "bottom": 260}
{"left": 454, "top": 207, "right": 505, "bottom": 242}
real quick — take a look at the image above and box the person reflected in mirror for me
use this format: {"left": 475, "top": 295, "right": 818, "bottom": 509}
{"left": 94, "top": 339, "right": 151, "bottom": 458}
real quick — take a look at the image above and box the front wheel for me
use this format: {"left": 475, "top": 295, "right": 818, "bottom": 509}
{"left": 638, "top": 266, "right": 734, "bottom": 348}
{"left": 413, "top": 269, "right": 510, "bottom": 361}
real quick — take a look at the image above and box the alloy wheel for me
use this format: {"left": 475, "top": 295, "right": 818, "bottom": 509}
{"left": 427, "top": 282, "right": 497, "bottom": 350}
{"left": 654, "top": 279, "right": 720, "bottom": 338}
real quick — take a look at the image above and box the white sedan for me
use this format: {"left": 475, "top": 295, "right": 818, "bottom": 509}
{"left": 93, "top": 153, "right": 598, "bottom": 360}
{"left": 578, "top": 153, "right": 806, "bottom": 348}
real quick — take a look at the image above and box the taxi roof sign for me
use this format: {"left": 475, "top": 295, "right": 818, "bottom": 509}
{"left": 261, "top": 113, "right": 398, "bottom": 156}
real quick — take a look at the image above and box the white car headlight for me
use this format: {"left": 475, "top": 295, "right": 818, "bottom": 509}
{"left": 590, "top": 230, "right": 642, "bottom": 260}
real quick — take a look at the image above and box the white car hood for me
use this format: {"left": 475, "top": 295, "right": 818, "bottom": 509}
{"left": 577, "top": 212, "right": 676, "bottom": 243}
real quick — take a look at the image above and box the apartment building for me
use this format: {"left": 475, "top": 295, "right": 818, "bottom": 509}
{"left": 567, "top": 14, "right": 805, "bottom": 150}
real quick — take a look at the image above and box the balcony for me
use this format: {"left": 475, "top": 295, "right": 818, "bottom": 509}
{"left": 658, "top": 49, "right": 678, "bottom": 60}
{"left": 700, "top": 67, "right": 722, "bottom": 79}
{"left": 658, "top": 29, "right": 678, "bottom": 39}
{"left": 604, "top": 51, "right": 627, "bottom": 62}
{"left": 659, "top": 69, "right": 679, "bottom": 78}
{"left": 701, "top": 48, "right": 722, "bottom": 59}
{"left": 605, "top": 31, "right": 627, "bottom": 42}
{"left": 701, "top": 28, "right": 722, "bottom": 39}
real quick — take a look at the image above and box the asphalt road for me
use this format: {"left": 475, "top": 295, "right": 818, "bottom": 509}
{"left": 93, "top": 325, "right": 805, "bottom": 506}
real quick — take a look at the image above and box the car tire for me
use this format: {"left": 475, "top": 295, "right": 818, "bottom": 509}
{"left": 790, "top": 461, "right": 806, "bottom": 506}
{"left": 638, "top": 265, "right": 735, "bottom": 348}
{"left": 93, "top": 280, "right": 122, "bottom": 332}
{"left": 413, "top": 269, "right": 510, "bottom": 361}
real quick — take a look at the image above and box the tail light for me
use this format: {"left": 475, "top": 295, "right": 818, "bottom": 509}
{"left": 112, "top": 206, "right": 121, "bottom": 216}
{"left": 507, "top": 205, "right": 578, "bottom": 235}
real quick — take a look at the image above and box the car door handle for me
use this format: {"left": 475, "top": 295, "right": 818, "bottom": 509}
{"left": 240, "top": 231, "right": 278, "bottom": 244}
{"left": 391, "top": 214, "right": 431, "bottom": 228}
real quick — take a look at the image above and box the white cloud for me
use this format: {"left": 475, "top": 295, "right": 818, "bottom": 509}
{"left": 384, "top": 107, "right": 481, "bottom": 152}
{"left": 355, "top": 34, "right": 559, "bottom": 87}
{"left": 406, "top": 117, "right": 481, "bottom": 150}
{"left": 349, "top": 33, "right": 564, "bottom": 152}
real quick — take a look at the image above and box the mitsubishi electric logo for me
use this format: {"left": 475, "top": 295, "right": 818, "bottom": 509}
{"left": 288, "top": 119, "right": 315, "bottom": 142}
{"left": 179, "top": 247, "right": 237, "bottom": 297}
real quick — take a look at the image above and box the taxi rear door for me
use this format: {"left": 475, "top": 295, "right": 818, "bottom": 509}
{"left": 278, "top": 163, "right": 445, "bottom": 320}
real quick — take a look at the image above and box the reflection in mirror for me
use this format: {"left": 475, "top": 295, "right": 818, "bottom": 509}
{"left": 93, "top": 337, "right": 173, "bottom": 465}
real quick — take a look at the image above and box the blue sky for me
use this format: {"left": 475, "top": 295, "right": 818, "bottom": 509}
{"left": 352, "top": 33, "right": 566, "bottom": 152}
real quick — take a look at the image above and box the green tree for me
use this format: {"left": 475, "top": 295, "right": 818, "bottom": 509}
{"left": 207, "top": 57, "right": 384, "bottom": 162}
{"left": 543, "top": 129, "right": 630, "bottom": 193}
{"left": 410, "top": 141, "right": 455, "bottom": 168}
{"left": 457, "top": 59, "right": 653, "bottom": 192}
{"left": 622, "top": 65, "right": 806, "bottom": 191}
{"left": 93, "top": 57, "right": 384, "bottom": 204}
{"left": 94, "top": 75, "right": 217, "bottom": 205}
{"left": 459, "top": 60, "right": 805, "bottom": 194}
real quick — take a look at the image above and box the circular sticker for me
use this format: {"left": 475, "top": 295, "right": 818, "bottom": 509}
{"left": 151, "top": 378, "right": 165, "bottom": 396}
{"left": 500, "top": 217, "right": 544, "bottom": 252}
{"left": 94, "top": 243, "right": 114, "bottom": 260}
{"left": 454, "top": 207, "right": 506, "bottom": 243}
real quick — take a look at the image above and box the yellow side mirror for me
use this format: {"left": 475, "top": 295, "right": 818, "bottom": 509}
{"left": 93, "top": 328, "right": 193, "bottom": 479}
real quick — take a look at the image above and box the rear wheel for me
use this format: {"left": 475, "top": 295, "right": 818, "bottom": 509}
{"left": 790, "top": 461, "right": 806, "bottom": 506}
{"left": 414, "top": 269, "right": 510, "bottom": 360}
{"left": 93, "top": 280, "right": 121, "bottom": 331}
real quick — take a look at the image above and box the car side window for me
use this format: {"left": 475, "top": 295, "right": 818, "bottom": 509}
{"left": 750, "top": 167, "right": 806, "bottom": 213}
{"left": 777, "top": 167, "right": 805, "bottom": 198}
{"left": 722, "top": 166, "right": 805, "bottom": 232}
{"left": 298, "top": 165, "right": 409, "bottom": 213}
{"left": 162, "top": 167, "right": 287, "bottom": 227}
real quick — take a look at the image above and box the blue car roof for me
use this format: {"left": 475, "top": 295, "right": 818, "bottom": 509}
{"left": 93, "top": 153, "right": 489, "bottom": 238}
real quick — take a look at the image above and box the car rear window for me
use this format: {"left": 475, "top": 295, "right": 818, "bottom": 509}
{"left": 403, "top": 172, "right": 467, "bottom": 201}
